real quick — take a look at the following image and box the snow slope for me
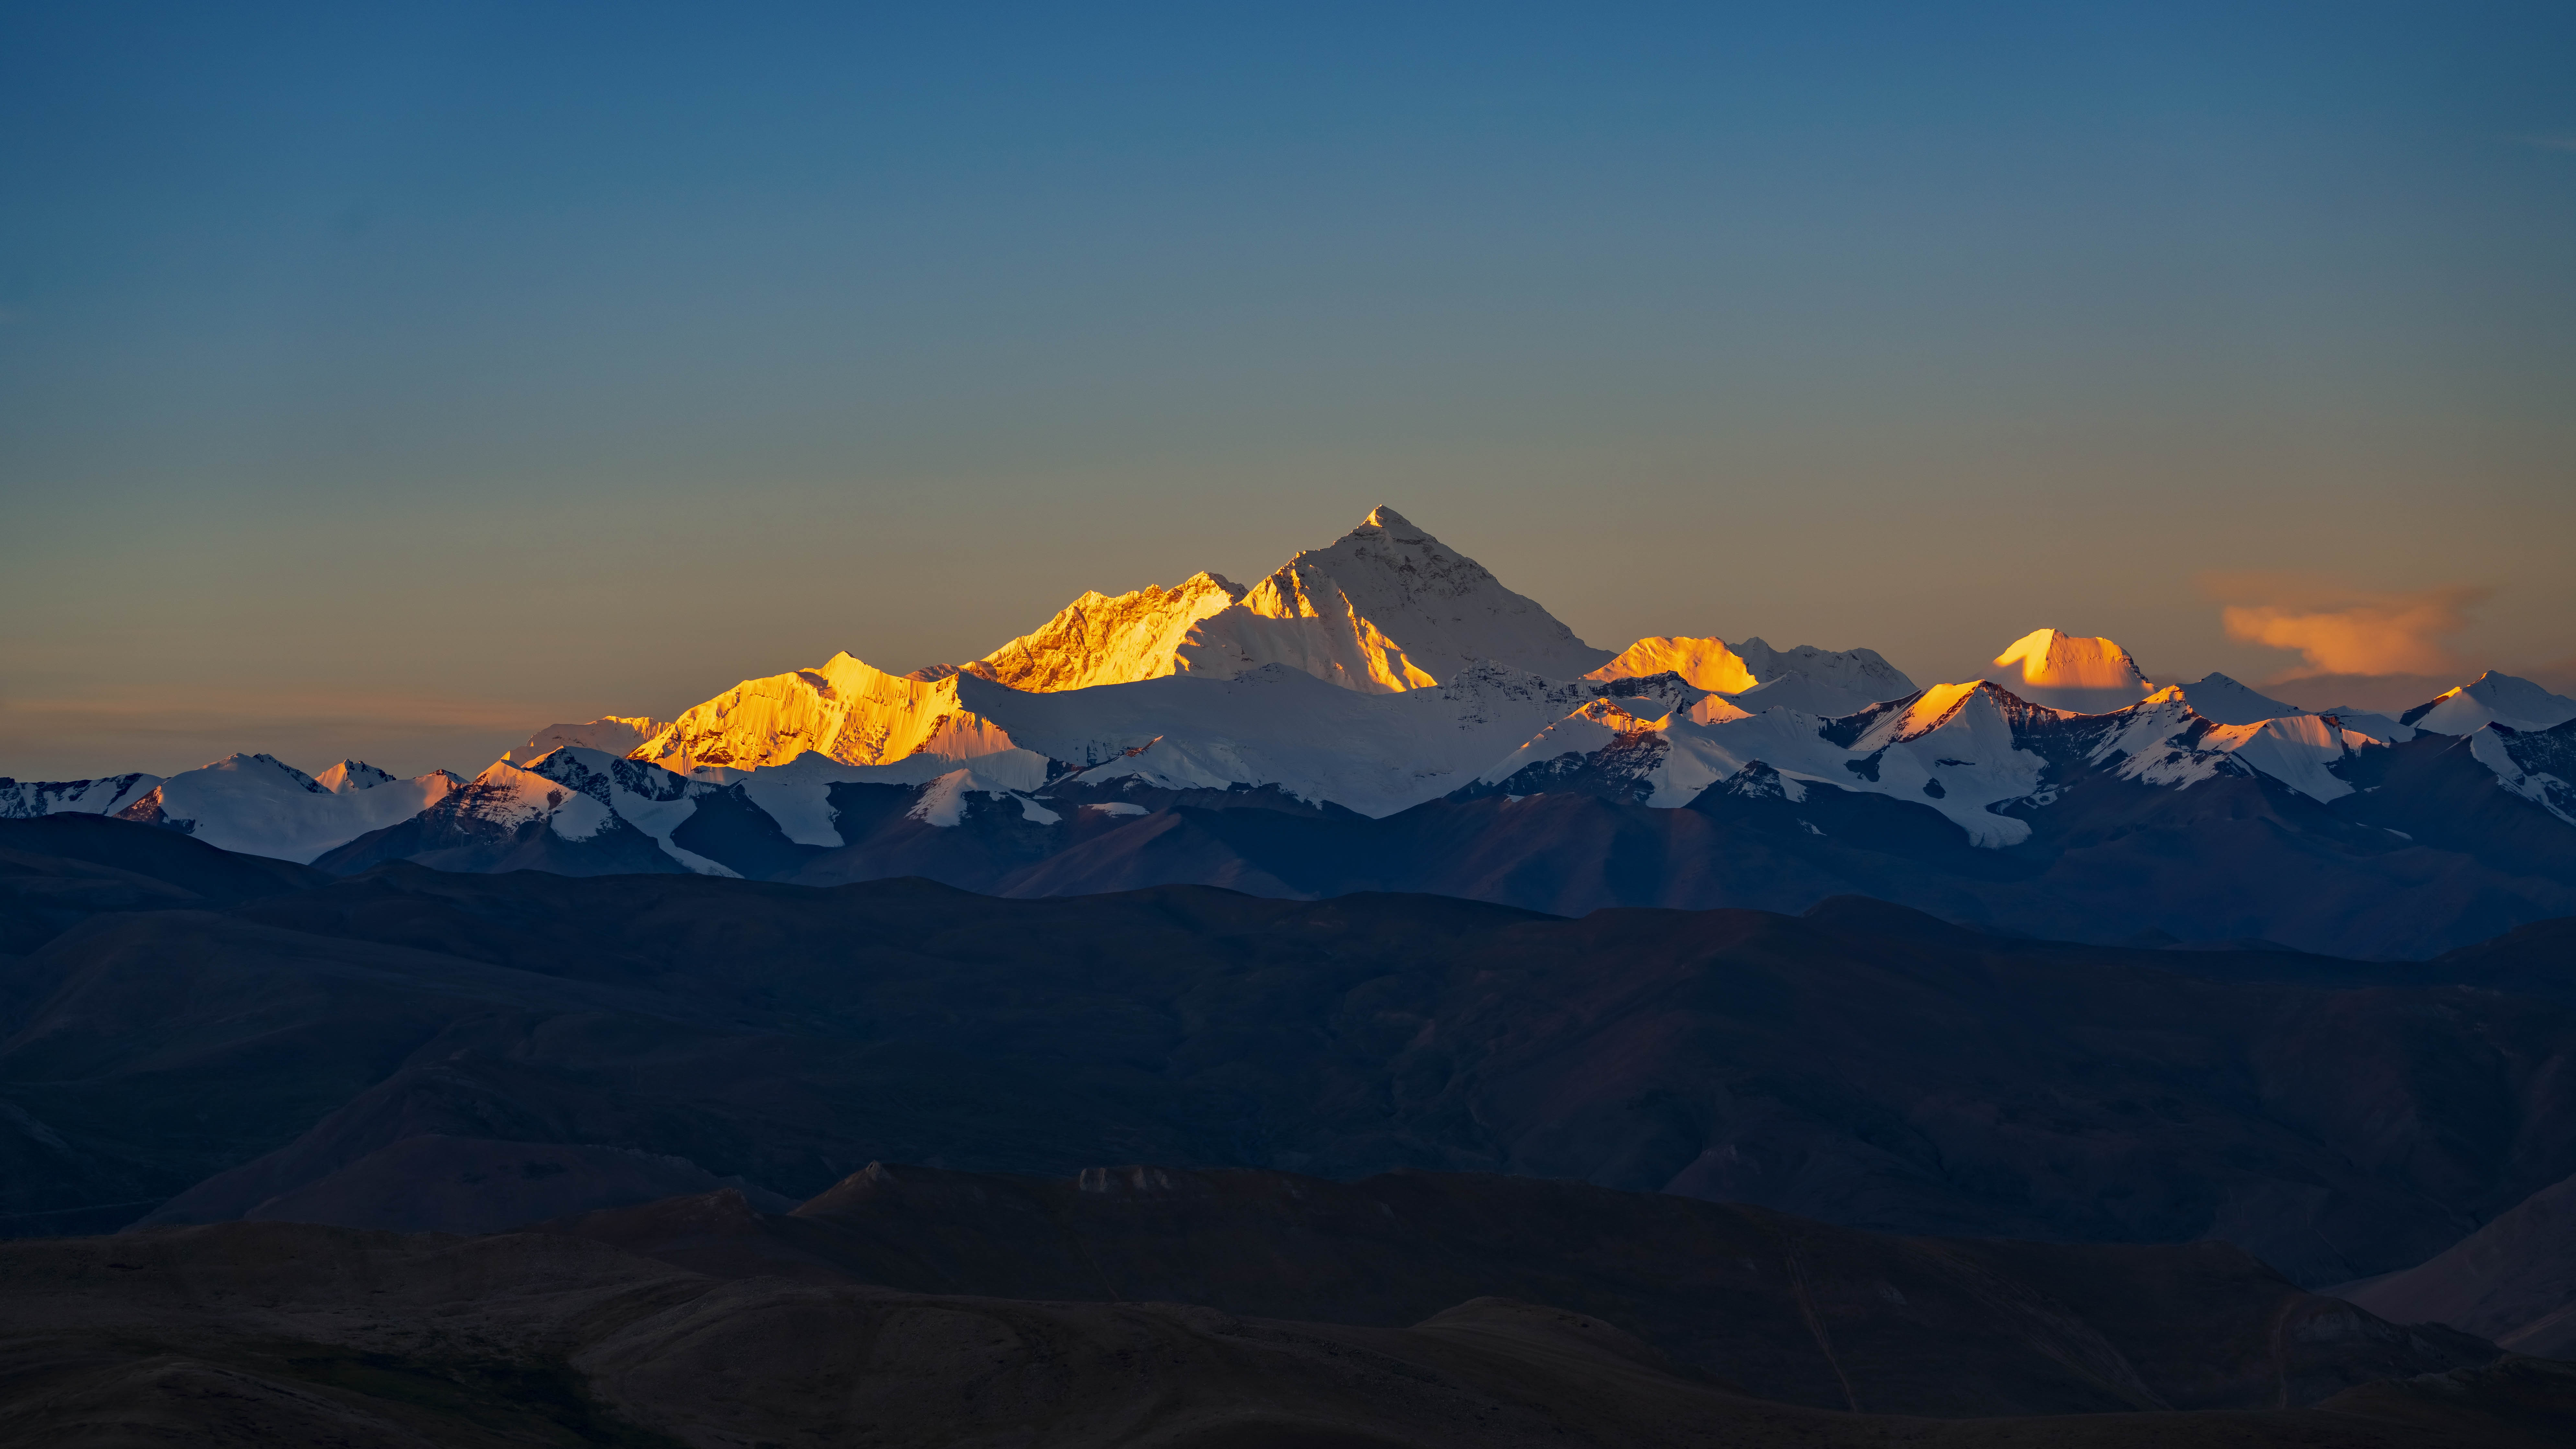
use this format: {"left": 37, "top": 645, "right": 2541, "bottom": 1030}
{"left": 2318, "top": 708, "right": 2416, "bottom": 742}
{"left": 2470, "top": 718, "right": 2576, "bottom": 826}
{"left": 1727, "top": 639, "right": 1918, "bottom": 717}
{"left": 952, "top": 661, "right": 1685, "bottom": 817}
{"left": 689, "top": 747, "right": 1053, "bottom": 845}
{"left": 111, "top": 754, "right": 462, "bottom": 864}
{"left": 626, "top": 649, "right": 1664, "bottom": 823}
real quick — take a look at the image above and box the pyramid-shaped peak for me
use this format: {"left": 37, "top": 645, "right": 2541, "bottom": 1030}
{"left": 1992, "top": 628, "right": 2147, "bottom": 687}
{"left": 1587, "top": 637, "right": 1758, "bottom": 694}
{"left": 313, "top": 759, "right": 401, "bottom": 793}
{"left": 1325, "top": 506, "right": 1462, "bottom": 562}
{"left": 2160, "top": 673, "right": 2301, "bottom": 726}
{"left": 2403, "top": 670, "right": 2576, "bottom": 734}
{"left": 1301, "top": 509, "right": 1492, "bottom": 591}
{"left": 1173, "top": 506, "right": 1615, "bottom": 691}
{"left": 2462, "top": 669, "right": 2571, "bottom": 701}
{"left": 1862, "top": 678, "right": 2057, "bottom": 743}
{"left": 1984, "top": 628, "right": 2153, "bottom": 715}
{"left": 1343, "top": 507, "right": 1504, "bottom": 561}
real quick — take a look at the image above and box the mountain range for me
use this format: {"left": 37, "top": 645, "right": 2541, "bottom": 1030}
{"left": 7, "top": 810, "right": 2576, "bottom": 1441}
{"left": 7, "top": 505, "right": 2573, "bottom": 956}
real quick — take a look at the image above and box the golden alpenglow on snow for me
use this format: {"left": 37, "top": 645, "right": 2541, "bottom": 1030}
{"left": 1984, "top": 627, "right": 2156, "bottom": 714}
{"left": 963, "top": 572, "right": 1247, "bottom": 692}
{"left": 631, "top": 654, "right": 1019, "bottom": 773}
{"left": 1585, "top": 637, "right": 1761, "bottom": 695}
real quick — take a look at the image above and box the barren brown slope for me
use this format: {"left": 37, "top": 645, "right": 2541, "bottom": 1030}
{"left": 2339, "top": 1170, "right": 2576, "bottom": 1359}
{"left": 11, "top": 853, "right": 2576, "bottom": 1285}
{"left": 544, "top": 1162, "right": 2500, "bottom": 1418}
{"left": 0, "top": 1222, "right": 2564, "bottom": 1449}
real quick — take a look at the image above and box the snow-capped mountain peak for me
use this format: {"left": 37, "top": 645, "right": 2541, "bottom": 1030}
{"left": 2158, "top": 673, "right": 2302, "bottom": 726}
{"left": 454, "top": 757, "right": 603, "bottom": 832}
{"left": 426, "top": 748, "right": 736, "bottom": 873}
{"left": 1586, "top": 637, "right": 1759, "bottom": 694}
{"left": 2081, "top": 695, "right": 2381, "bottom": 804}
{"left": 1173, "top": 506, "right": 1615, "bottom": 691}
{"left": 311, "top": 760, "right": 401, "bottom": 793}
{"left": 1479, "top": 678, "right": 2057, "bottom": 844}
{"left": 1851, "top": 680, "right": 2061, "bottom": 752}
{"left": 1984, "top": 628, "right": 2154, "bottom": 714}
{"left": 1576, "top": 634, "right": 1918, "bottom": 715}
{"left": 1725, "top": 639, "right": 1917, "bottom": 717}
{"left": 630, "top": 652, "right": 1020, "bottom": 774}
{"left": 199, "top": 752, "right": 327, "bottom": 793}
{"left": 605, "top": 510, "right": 1658, "bottom": 794}
{"left": 507, "top": 716, "right": 672, "bottom": 762}
{"left": 964, "top": 571, "right": 1246, "bottom": 692}
{"left": 61, "top": 507, "right": 2571, "bottom": 902}
{"left": 109, "top": 754, "right": 462, "bottom": 863}
{"left": 2402, "top": 671, "right": 2576, "bottom": 735}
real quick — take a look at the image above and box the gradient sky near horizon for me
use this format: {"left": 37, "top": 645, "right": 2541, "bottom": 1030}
{"left": 5, "top": 2, "right": 2573, "bottom": 779}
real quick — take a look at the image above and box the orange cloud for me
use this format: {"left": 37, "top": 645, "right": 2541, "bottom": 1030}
{"left": 2201, "top": 574, "right": 2486, "bottom": 680}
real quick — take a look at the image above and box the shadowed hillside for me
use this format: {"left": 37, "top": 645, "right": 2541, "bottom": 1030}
{"left": 7, "top": 818, "right": 2576, "bottom": 1288}
{"left": 542, "top": 1161, "right": 2502, "bottom": 1417}
{"left": 1, "top": 1174, "right": 2564, "bottom": 1447}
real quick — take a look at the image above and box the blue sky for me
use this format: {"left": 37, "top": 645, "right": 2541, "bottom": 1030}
{"left": 5, "top": 3, "right": 2572, "bottom": 775}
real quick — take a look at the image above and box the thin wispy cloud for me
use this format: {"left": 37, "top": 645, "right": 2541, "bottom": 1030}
{"left": 0, "top": 690, "right": 537, "bottom": 765}
{"left": 0, "top": 689, "right": 535, "bottom": 732}
{"left": 2512, "top": 133, "right": 2576, "bottom": 154}
{"left": 0, "top": 688, "right": 546, "bottom": 777}
{"left": 2199, "top": 572, "right": 2487, "bottom": 681}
